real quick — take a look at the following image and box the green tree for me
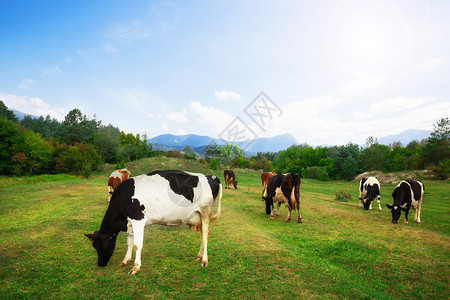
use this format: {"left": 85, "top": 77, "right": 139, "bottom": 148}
{"left": 94, "top": 125, "right": 121, "bottom": 163}
{"left": 0, "top": 100, "right": 18, "bottom": 122}
{"left": 55, "top": 109, "right": 100, "bottom": 145}
{"left": 0, "top": 118, "right": 24, "bottom": 174}
{"left": 422, "top": 118, "right": 449, "bottom": 179}
{"left": 183, "top": 144, "right": 198, "bottom": 160}
{"left": 21, "top": 130, "right": 53, "bottom": 174}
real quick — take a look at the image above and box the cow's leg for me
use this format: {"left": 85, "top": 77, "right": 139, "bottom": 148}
{"left": 416, "top": 200, "right": 422, "bottom": 224}
{"left": 196, "top": 217, "right": 210, "bottom": 267}
{"left": 377, "top": 196, "right": 382, "bottom": 211}
{"left": 414, "top": 200, "right": 423, "bottom": 224}
{"left": 120, "top": 222, "right": 134, "bottom": 266}
{"left": 297, "top": 199, "right": 302, "bottom": 223}
{"left": 404, "top": 209, "right": 409, "bottom": 225}
{"left": 369, "top": 202, "right": 373, "bottom": 210}
{"left": 285, "top": 209, "right": 291, "bottom": 222}
{"left": 270, "top": 205, "right": 275, "bottom": 219}
{"left": 276, "top": 202, "right": 281, "bottom": 217}
{"left": 128, "top": 217, "right": 148, "bottom": 275}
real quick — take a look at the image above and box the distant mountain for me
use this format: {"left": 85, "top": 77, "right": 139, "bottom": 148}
{"left": 377, "top": 129, "right": 432, "bottom": 146}
{"left": 13, "top": 109, "right": 38, "bottom": 120}
{"left": 148, "top": 133, "right": 298, "bottom": 155}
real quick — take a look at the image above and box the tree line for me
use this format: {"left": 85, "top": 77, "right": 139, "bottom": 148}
{"left": 205, "top": 118, "right": 449, "bottom": 180}
{"left": 0, "top": 101, "right": 153, "bottom": 177}
{"left": 1, "top": 100, "right": 448, "bottom": 180}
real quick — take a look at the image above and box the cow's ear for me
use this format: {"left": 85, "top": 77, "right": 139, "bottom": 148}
{"left": 85, "top": 232, "right": 98, "bottom": 241}
{"left": 386, "top": 204, "right": 393, "bottom": 209}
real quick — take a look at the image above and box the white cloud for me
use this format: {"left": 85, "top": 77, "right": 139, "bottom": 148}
{"left": 413, "top": 58, "right": 446, "bottom": 71}
{"left": 166, "top": 111, "right": 189, "bottom": 122}
{"left": 18, "top": 79, "right": 36, "bottom": 90}
{"left": 188, "top": 101, "right": 234, "bottom": 132}
{"left": 161, "top": 123, "right": 169, "bottom": 131}
{"left": 42, "top": 65, "right": 63, "bottom": 77}
{"left": 370, "top": 97, "right": 434, "bottom": 114}
{"left": 107, "top": 20, "right": 150, "bottom": 43}
{"left": 214, "top": 90, "right": 241, "bottom": 101}
{"left": 0, "top": 93, "right": 66, "bottom": 120}
{"left": 104, "top": 42, "right": 118, "bottom": 53}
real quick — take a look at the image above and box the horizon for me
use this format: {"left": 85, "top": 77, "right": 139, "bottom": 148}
{"left": 1, "top": 1, "right": 449, "bottom": 146}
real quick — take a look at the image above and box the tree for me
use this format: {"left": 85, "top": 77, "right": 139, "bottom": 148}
{"left": 0, "top": 100, "right": 18, "bottom": 122}
{"left": 422, "top": 118, "right": 449, "bottom": 179}
{"left": 0, "top": 118, "right": 24, "bottom": 174}
{"left": 204, "top": 141, "right": 221, "bottom": 160}
{"left": 183, "top": 144, "right": 198, "bottom": 160}
{"left": 94, "top": 125, "right": 121, "bottom": 163}
{"left": 56, "top": 109, "right": 100, "bottom": 145}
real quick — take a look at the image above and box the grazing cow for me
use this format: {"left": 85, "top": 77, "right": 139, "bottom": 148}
{"left": 261, "top": 172, "right": 276, "bottom": 198}
{"left": 223, "top": 169, "right": 238, "bottom": 189}
{"left": 86, "top": 170, "right": 222, "bottom": 274}
{"left": 263, "top": 173, "right": 302, "bottom": 223}
{"left": 107, "top": 168, "right": 131, "bottom": 202}
{"left": 358, "top": 177, "right": 382, "bottom": 211}
{"left": 386, "top": 180, "right": 424, "bottom": 224}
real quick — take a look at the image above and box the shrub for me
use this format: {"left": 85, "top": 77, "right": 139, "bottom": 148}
{"left": 306, "top": 166, "right": 330, "bottom": 181}
{"left": 166, "top": 150, "right": 183, "bottom": 158}
{"left": 336, "top": 190, "right": 352, "bottom": 202}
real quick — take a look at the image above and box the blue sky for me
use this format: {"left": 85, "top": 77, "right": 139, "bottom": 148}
{"left": 1, "top": 0, "right": 449, "bottom": 146}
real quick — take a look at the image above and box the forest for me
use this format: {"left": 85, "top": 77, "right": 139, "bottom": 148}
{"left": 0, "top": 100, "right": 448, "bottom": 180}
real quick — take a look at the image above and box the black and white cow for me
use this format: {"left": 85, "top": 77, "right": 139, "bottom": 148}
{"left": 262, "top": 173, "right": 302, "bottom": 223}
{"left": 358, "top": 176, "right": 382, "bottom": 211}
{"left": 386, "top": 180, "right": 424, "bottom": 224}
{"left": 85, "top": 170, "right": 222, "bottom": 274}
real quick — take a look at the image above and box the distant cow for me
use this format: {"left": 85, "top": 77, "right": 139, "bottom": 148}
{"left": 223, "top": 169, "right": 238, "bottom": 189}
{"left": 261, "top": 172, "right": 276, "bottom": 198}
{"left": 86, "top": 170, "right": 222, "bottom": 274}
{"left": 107, "top": 168, "right": 131, "bottom": 202}
{"left": 263, "top": 173, "right": 302, "bottom": 223}
{"left": 358, "top": 177, "right": 382, "bottom": 211}
{"left": 386, "top": 180, "right": 424, "bottom": 224}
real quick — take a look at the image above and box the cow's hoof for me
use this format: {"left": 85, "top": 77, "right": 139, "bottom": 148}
{"left": 276, "top": 214, "right": 279, "bottom": 218}
{"left": 298, "top": 219, "right": 302, "bottom": 223}
{"left": 128, "top": 267, "right": 140, "bottom": 275}
{"left": 404, "top": 221, "right": 409, "bottom": 225}
{"left": 285, "top": 218, "right": 291, "bottom": 222}
{"left": 201, "top": 261, "right": 208, "bottom": 267}
{"left": 270, "top": 216, "right": 274, "bottom": 220}
{"left": 120, "top": 260, "right": 130, "bottom": 266}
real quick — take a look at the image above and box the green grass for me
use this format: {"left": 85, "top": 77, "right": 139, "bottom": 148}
{"left": 0, "top": 158, "right": 448, "bottom": 299}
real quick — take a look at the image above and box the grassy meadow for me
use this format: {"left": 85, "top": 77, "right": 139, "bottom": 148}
{"left": 0, "top": 157, "right": 448, "bottom": 299}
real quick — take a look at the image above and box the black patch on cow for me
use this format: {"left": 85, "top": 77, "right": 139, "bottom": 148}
{"left": 365, "top": 183, "right": 380, "bottom": 201}
{"left": 406, "top": 179, "right": 424, "bottom": 201}
{"left": 206, "top": 175, "right": 221, "bottom": 199}
{"left": 360, "top": 177, "right": 368, "bottom": 193}
{"left": 147, "top": 170, "right": 199, "bottom": 203}
{"left": 124, "top": 198, "right": 146, "bottom": 220}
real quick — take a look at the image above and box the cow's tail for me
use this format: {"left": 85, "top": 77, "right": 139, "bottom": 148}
{"left": 210, "top": 183, "right": 222, "bottom": 222}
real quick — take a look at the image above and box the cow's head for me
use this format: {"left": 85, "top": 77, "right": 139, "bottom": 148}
{"left": 85, "top": 231, "right": 118, "bottom": 267}
{"left": 359, "top": 197, "right": 373, "bottom": 211}
{"left": 262, "top": 196, "right": 273, "bottom": 215}
{"left": 232, "top": 180, "right": 238, "bottom": 189}
{"left": 385, "top": 204, "right": 407, "bottom": 224}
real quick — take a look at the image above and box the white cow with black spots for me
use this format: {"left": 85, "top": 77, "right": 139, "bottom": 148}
{"left": 86, "top": 170, "right": 222, "bottom": 274}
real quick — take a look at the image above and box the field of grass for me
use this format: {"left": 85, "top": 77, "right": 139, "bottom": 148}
{"left": 0, "top": 157, "right": 448, "bottom": 299}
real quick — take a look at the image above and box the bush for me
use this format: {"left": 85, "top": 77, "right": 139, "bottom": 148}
{"left": 209, "top": 158, "right": 219, "bottom": 171}
{"left": 306, "top": 166, "right": 330, "bottom": 181}
{"left": 166, "top": 150, "right": 184, "bottom": 158}
{"left": 336, "top": 190, "right": 352, "bottom": 202}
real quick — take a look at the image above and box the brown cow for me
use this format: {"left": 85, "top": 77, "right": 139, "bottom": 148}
{"left": 261, "top": 172, "right": 276, "bottom": 198}
{"left": 107, "top": 168, "right": 131, "bottom": 202}
{"left": 263, "top": 173, "right": 302, "bottom": 223}
{"left": 223, "top": 169, "right": 238, "bottom": 189}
